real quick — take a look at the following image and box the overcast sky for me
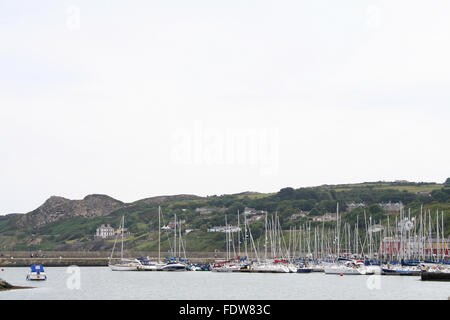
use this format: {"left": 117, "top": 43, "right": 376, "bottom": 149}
{"left": 1, "top": 1, "right": 449, "bottom": 214}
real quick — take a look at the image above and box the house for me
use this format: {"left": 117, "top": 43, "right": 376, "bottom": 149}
{"left": 289, "top": 211, "right": 310, "bottom": 220}
{"left": 207, "top": 225, "right": 241, "bottom": 233}
{"left": 243, "top": 207, "right": 267, "bottom": 216}
{"left": 379, "top": 201, "right": 404, "bottom": 214}
{"left": 347, "top": 202, "right": 366, "bottom": 212}
{"left": 195, "top": 207, "right": 226, "bottom": 215}
{"left": 247, "top": 215, "right": 264, "bottom": 223}
{"left": 311, "top": 214, "right": 337, "bottom": 222}
{"left": 95, "top": 224, "right": 115, "bottom": 239}
{"left": 195, "top": 207, "right": 213, "bottom": 214}
{"left": 167, "top": 221, "right": 176, "bottom": 229}
{"left": 115, "top": 227, "right": 131, "bottom": 238}
{"left": 381, "top": 237, "right": 449, "bottom": 256}
{"left": 162, "top": 219, "right": 186, "bottom": 230}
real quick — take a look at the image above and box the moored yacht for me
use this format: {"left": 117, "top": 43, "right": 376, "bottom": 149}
{"left": 136, "top": 257, "right": 165, "bottom": 271}
{"left": 324, "top": 260, "right": 371, "bottom": 275}
{"left": 381, "top": 264, "right": 421, "bottom": 276}
{"left": 109, "top": 258, "right": 142, "bottom": 271}
{"left": 108, "top": 216, "right": 141, "bottom": 271}
{"left": 161, "top": 261, "right": 189, "bottom": 271}
{"left": 250, "top": 259, "right": 290, "bottom": 273}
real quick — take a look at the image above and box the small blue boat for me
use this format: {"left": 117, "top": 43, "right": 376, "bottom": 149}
{"left": 26, "top": 264, "right": 47, "bottom": 281}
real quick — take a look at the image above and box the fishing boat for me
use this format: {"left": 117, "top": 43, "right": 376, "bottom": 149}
{"left": 26, "top": 264, "right": 47, "bottom": 281}
{"left": 108, "top": 216, "right": 142, "bottom": 271}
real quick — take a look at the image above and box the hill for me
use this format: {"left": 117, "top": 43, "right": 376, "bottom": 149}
{"left": 16, "top": 194, "right": 125, "bottom": 229}
{"left": 0, "top": 180, "right": 448, "bottom": 252}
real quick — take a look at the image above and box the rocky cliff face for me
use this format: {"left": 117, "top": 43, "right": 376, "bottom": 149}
{"left": 16, "top": 194, "right": 125, "bottom": 228}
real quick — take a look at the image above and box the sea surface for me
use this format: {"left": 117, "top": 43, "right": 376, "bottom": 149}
{"left": 0, "top": 267, "right": 448, "bottom": 300}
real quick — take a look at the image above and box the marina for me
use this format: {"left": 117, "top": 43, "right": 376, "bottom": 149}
{"left": 0, "top": 266, "right": 449, "bottom": 300}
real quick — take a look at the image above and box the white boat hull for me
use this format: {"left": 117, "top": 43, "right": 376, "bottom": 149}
{"left": 26, "top": 273, "right": 47, "bottom": 281}
{"left": 141, "top": 264, "right": 165, "bottom": 271}
{"left": 251, "top": 264, "right": 290, "bottom": 273}
{"left": 212, "top": 266, "right": 241, "bottom": 272}
{"left": 109, "top": 264, "right": 139, "bottom": 271}
{"left": 288, "top": 264, "right": 298, "bottom": 273}
{"left": 324, "top": 267, "right": 365, "bottom": 275}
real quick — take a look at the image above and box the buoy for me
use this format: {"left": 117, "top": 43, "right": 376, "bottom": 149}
{"left": 340, "top": 273, "right": 343, "bottom": 276}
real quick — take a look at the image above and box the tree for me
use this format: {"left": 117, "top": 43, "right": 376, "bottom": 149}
{"left": 444, "top": 178, "right": 450, "bottom": 186}
{"left": 309, "top": 208, "right": 321, "bottom": 216}
{"left": 278, "top": 187, "right": 295, "bottom": 200}
{"left": 431, "top": 190, "right": 449, "bottom": 202}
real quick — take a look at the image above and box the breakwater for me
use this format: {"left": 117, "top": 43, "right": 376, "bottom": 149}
{"left": 0, "top": 251, "right": 241, "bottom": 267}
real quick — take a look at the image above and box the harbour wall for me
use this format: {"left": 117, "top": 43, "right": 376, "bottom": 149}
{"left": 0, "top": 251, "right": 253, "bottom": 267}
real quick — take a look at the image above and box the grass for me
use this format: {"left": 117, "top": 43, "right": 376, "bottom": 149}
{"left": 235, "top": 192, "right": 275, "bottom": 199}
{"left": 334, "top": 183, "right": 442, "bottom": 193}
{"left": 372, "top": 184, "right": 443, "bottom": 193}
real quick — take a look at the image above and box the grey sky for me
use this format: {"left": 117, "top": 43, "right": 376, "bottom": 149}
{"left": 1, "top": 1, "right": 449, "bottom": 214}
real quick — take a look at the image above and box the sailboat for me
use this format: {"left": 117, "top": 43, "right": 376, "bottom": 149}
{"left": 324, "top": 259, "right": 371, "bottom": 275}
{"left": 249, "top": 213, "right": 291, "bottom": 273}
{"left": 161, "top": 213, "right": 188, "bottom": 271}
{"left": 211, "top": 212, "right": 248, "bottom": 272}
{"left": 108, "top": 215, "right": 142, "bottom": 271}
{"left": 140, "top": 206, "right": 166, "bottom": 271}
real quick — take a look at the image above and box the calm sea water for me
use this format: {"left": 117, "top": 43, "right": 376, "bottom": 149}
{"left": 0, "top": 267, "right": 448, "bottom": 300}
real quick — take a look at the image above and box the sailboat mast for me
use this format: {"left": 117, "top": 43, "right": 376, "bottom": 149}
{"left": 225, "top": 214, "right": 229, "bottom": 261}
{"left": 121, "top": 215, "right": 124, "bottom": 260}
{"left": 174, "top": 214, "right": 177, "bottom": 260}
{"left": 158, "top": 206, "right": 161, "bottom": 263}
{"left": 244, "top": 213, "right": 248, "bottom": 259}
{"left": 237, "top": 210, "right": 240, "bottom": 258}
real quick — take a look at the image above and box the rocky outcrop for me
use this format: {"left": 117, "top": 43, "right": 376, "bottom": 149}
{"left": 13, "top": 193, "right": 204, "bottom": 230}
{"left": 0, "top": 278, "right": 33, "bottom": 291}
{"left": 0, "top": 279, "right": 13, "bottom": 290}
{"left": 16, "top": 194, "right": 125, "bottom": 229}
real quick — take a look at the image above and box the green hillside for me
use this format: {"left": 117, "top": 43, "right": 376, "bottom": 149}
{"left": 0, "top": 180, "right": 449, "bottom": 252}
